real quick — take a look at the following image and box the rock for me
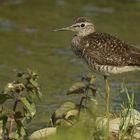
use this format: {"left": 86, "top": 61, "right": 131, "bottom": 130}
{"left": 109, "top": 118, "right": 120, "bottom": 133}
{"left": 51, "top": 102, "right": 78, "bottom": 126}
{"left": 110, "top": 109, "right": 140, "bottom": 139}
{"left": 29, "top": 127, "right": 56, "bottom": 140}
{"left": 97, "top": 109, "right": 140, "bottom": 139}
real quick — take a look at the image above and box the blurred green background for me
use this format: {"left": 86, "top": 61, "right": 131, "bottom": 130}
{"left": 0, "top": 0, "right": 140, "bottom": 131}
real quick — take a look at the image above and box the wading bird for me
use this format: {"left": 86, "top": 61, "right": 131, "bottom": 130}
{"left": 54, "top": 17, "right": 140, "bottom": 113}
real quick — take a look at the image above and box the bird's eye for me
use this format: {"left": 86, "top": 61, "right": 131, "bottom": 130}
{"left": 81, "top": 24, "right": 85, "bottom": 27}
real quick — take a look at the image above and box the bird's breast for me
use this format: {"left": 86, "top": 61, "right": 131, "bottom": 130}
{"left": 71, "top": 36, "right": 84, "bottom": 57}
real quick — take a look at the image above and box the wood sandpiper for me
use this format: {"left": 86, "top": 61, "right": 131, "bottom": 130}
{"left": 54, "top": 17, "right": 140, "bottom": 113}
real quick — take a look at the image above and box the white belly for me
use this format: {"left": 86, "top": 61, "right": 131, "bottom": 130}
{"left": 90, "top": 64, "right": 140, "bottom": 76}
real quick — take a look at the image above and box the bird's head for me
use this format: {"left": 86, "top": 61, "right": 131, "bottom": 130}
{"left": 54, "top": 17, "right": 95, "bottom": 36}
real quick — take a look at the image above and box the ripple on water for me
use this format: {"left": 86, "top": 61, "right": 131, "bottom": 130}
{"left": 20, "top": 27, "right": 38, "bottom": 33}
{"left": 16, "top": 46, "right": 33, "bottom": 55}
{"left": 52, "top": 48, "right": 73, "bottom": 56}
{"left": 0, "top": 18, "right": 38, "bottom": 33}
{"left": 82, "top": 5, "right": 115, "bottom": 16}
{"left": 56, "top": 0, "right": 67, "bottom": 6}
{"left": 0, "top": 64, "right": 7, "bottom": 69}
{"left": 0, "top": 19, "right": 17, "bottom": 32}
{"left": 10, "top": 0, "right": 24, "bottom": 5}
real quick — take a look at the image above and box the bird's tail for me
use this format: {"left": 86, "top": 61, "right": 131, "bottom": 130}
{"left": 131, "top": 47, "right": 140, "bottom": 66}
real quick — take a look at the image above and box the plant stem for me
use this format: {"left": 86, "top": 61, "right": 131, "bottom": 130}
{"left": 8, "top": 116, "right": 14, "bottom": 138}
{"left": 104, "top": 76, "right": 110, "bottom": 115}
{"left": 13, "top": 99, "right": 18, "bottom": 112}
{"left": 7, "top": 99, "right": 19, "bottom": 138}
{"left": 78, "top": 96, "right": 86, "bottom": 117}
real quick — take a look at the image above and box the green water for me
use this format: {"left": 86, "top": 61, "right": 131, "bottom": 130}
{"left": 0, "top": 0, "right": 140, "bottom": 131}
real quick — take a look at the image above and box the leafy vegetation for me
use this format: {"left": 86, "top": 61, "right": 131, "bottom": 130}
{"left": 38, "top": 74, "right": 138, "bottom": 140}
{"left": 0, "top": 70, "right": 139, "bottom": 140}
{"left": 0, "top": 70, "right": 41, "bottom": 139}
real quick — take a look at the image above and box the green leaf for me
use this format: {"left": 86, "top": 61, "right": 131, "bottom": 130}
{"left": 0, "top": 120, "right": 3, "bottom": 133}
{"left": 16, "top": 120, "right": 28, "bottom": 137}
{"left": 20, "top": 97, "right": 36, "bottom": 118}
{"left": 67, "top": 82, "right": 86, "bottom": 95}
{"left": 29, "top": 79, "right": 38, "bottom": 87}
{"left": 35, "top": 90, "right": 42, "bottom": 100}
{"left": 0, "top": 115, "right": 8, "bottom": 134}
{"left": 0, "top": 94, "right": 12, "bottom": 104}
{"left": 14, "top": 112, "right": 23, "bottom": 119}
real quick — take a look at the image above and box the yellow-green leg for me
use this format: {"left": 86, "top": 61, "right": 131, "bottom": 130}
{"left": 104, "top": 75, "right": 110, "bottom": 140}
{"left": 104, "top": 75, "right": 110, "bottom": 115}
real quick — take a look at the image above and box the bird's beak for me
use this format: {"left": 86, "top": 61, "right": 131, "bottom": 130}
{"left": 54, "top": 25, "right": 74, "bottom": 32}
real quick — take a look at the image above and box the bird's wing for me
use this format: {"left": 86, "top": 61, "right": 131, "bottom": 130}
{"left": 129, "top": 47, "right": 140, "bottom": 66}
{"left": 83, "top": 32, "right": 140, "bottom": 66}
{"left": 84, "top": 47, "right": 128, "bottom": 66}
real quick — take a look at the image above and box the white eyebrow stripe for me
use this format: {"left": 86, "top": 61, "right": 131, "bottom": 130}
{"left": 85, "top": 22, "right": 93, "bottom": 26}
{"left": 73, "top": 24, "right": 80, "bottom": 27}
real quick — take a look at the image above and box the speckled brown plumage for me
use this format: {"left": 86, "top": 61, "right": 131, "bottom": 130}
{"left": 55, "top": 17, "right": 140, "bottom": 76}
{"left": 72, "top": 31, "right": 140, "bottom": 66}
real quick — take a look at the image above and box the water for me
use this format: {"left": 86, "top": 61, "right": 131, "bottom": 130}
{"left": 0, "top": 0, "right": 140, "bottom": 131}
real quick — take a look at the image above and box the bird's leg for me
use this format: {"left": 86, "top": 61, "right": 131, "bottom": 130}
{"left": 104, "top": 75, "right": 110, "bottom": 140}
{"left": 104, "top": 75, "right": 110, "bottom": 114}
